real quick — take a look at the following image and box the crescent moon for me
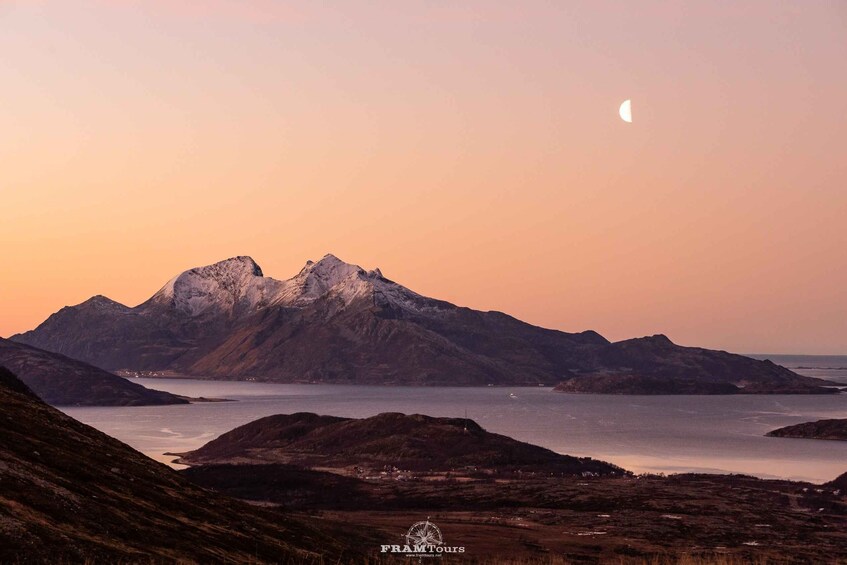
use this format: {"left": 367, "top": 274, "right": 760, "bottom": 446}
{"left": 619, "top": 99, "right": 632, "bottom": 123}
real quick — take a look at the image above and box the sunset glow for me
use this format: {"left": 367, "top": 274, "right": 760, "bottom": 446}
{"left": 2, "top": 1, "right": 846, "bottom": 353}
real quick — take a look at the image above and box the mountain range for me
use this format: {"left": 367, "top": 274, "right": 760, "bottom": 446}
{"left": 11, "top": 254, "right": 836, "bottom": 392}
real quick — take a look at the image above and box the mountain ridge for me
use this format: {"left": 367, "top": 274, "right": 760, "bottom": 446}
{"left": 0, "top": 337, "right": 187, "bottom": 406}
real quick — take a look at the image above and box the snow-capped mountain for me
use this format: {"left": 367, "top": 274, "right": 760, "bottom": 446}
{"left": 10, "top": 255, "right": 834, "bottom": 391}
{"left": 145, "top": 256, "right": 276, "bottom": 318}
{"left": 137, "top": 254, "right": 442, "bottom": 319}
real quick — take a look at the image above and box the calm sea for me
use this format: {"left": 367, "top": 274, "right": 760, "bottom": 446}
{"left": 749, "top": 353, "right": 847, "bottom": 384}
{"left": 60, "top": 354, "right": 847, "bottom": 484}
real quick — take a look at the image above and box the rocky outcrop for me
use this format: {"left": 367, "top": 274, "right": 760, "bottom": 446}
{"left": 767, "top": 419, "right": 847, "bottom": 440}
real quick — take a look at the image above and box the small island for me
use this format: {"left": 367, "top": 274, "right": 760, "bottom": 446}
{"left": 767, "top": 418, "right": 847, "bottom": 441}
{"left": 173, "top": 411, "right": 625, "bottom": 477}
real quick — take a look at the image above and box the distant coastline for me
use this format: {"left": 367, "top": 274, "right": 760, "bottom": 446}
{"left": 747, "top": 354, "right": 847, "bottom": 368}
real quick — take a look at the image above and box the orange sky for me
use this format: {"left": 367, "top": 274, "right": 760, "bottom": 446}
{"left": 2, "top": 1, "right": 846, "bottom": 353}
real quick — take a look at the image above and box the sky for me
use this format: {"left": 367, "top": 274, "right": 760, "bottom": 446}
{"left": 1, "top": 1, "right": 846, "bottom": 354}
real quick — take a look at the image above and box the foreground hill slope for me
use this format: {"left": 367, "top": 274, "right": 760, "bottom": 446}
{"left": 0, "top": 366, "right": 357, "bottom": 563}
{"left": 829, "top": 471, "right": 847, "bottom": 490}
{"left": 181, "top": 466, "right": 847, "bottom": 562}
{"left": 176, "top": 411, "right": 626, "bottom": 476}
{"left": 12, "top": 254, "right": 835, "bottom": 391}
{"left": 0, "top": 338, "right": 186, "bottom": 406}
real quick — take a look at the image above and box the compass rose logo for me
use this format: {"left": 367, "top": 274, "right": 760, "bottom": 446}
{"left": 380, "top": 517, "right": 464, "bottom": 557}
{"left": 405, "top": 518, "right": 443, "bottom": 547}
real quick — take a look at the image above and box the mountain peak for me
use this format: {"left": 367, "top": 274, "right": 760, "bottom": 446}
{"left": 313, "top": 253, "right": 355, "bottom": 270}
{"left": 296, "top": 254, "right": 364, "bottom": 286}
{"left": 83, "top": 294, "right": 123, "bottom": 305}
{"left": 148, "top": 256, "right": 275, "bottom": 318}
{"left": 647, "top": 334, "right": 674, "bottom": 345}
{"left": 204, "top": 256, "right": 263, "bottom": 277}
{"left": 75, "top": 295, "right": 129, "bottom": 312}
{"left": 279, "top": 254, "right": 368, "bottom": 306}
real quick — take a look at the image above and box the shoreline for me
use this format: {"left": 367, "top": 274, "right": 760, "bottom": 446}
{"left": 127, "top": 375, "right": 845, "bottom": 395}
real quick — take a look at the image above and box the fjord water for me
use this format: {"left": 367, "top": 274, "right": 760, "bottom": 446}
{"left": 61, "top": 355, "right": 847, "bottom": 484}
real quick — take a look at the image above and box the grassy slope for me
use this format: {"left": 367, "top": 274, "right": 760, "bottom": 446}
{"left": 0, "top": 366, "right": 364, "bottom": 563}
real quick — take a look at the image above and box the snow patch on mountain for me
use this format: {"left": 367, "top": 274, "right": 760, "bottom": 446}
{"left": 271, "top": 254, "right": 366, "bottom": 307}
{"left": 279, "top": 255, "right": 452, "bottom": 315}
{"left": 141, "top": 253, "right": 453, "bottom": 319}
{"left": 147, "top": 256, "right": 284, "bottom": 318}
